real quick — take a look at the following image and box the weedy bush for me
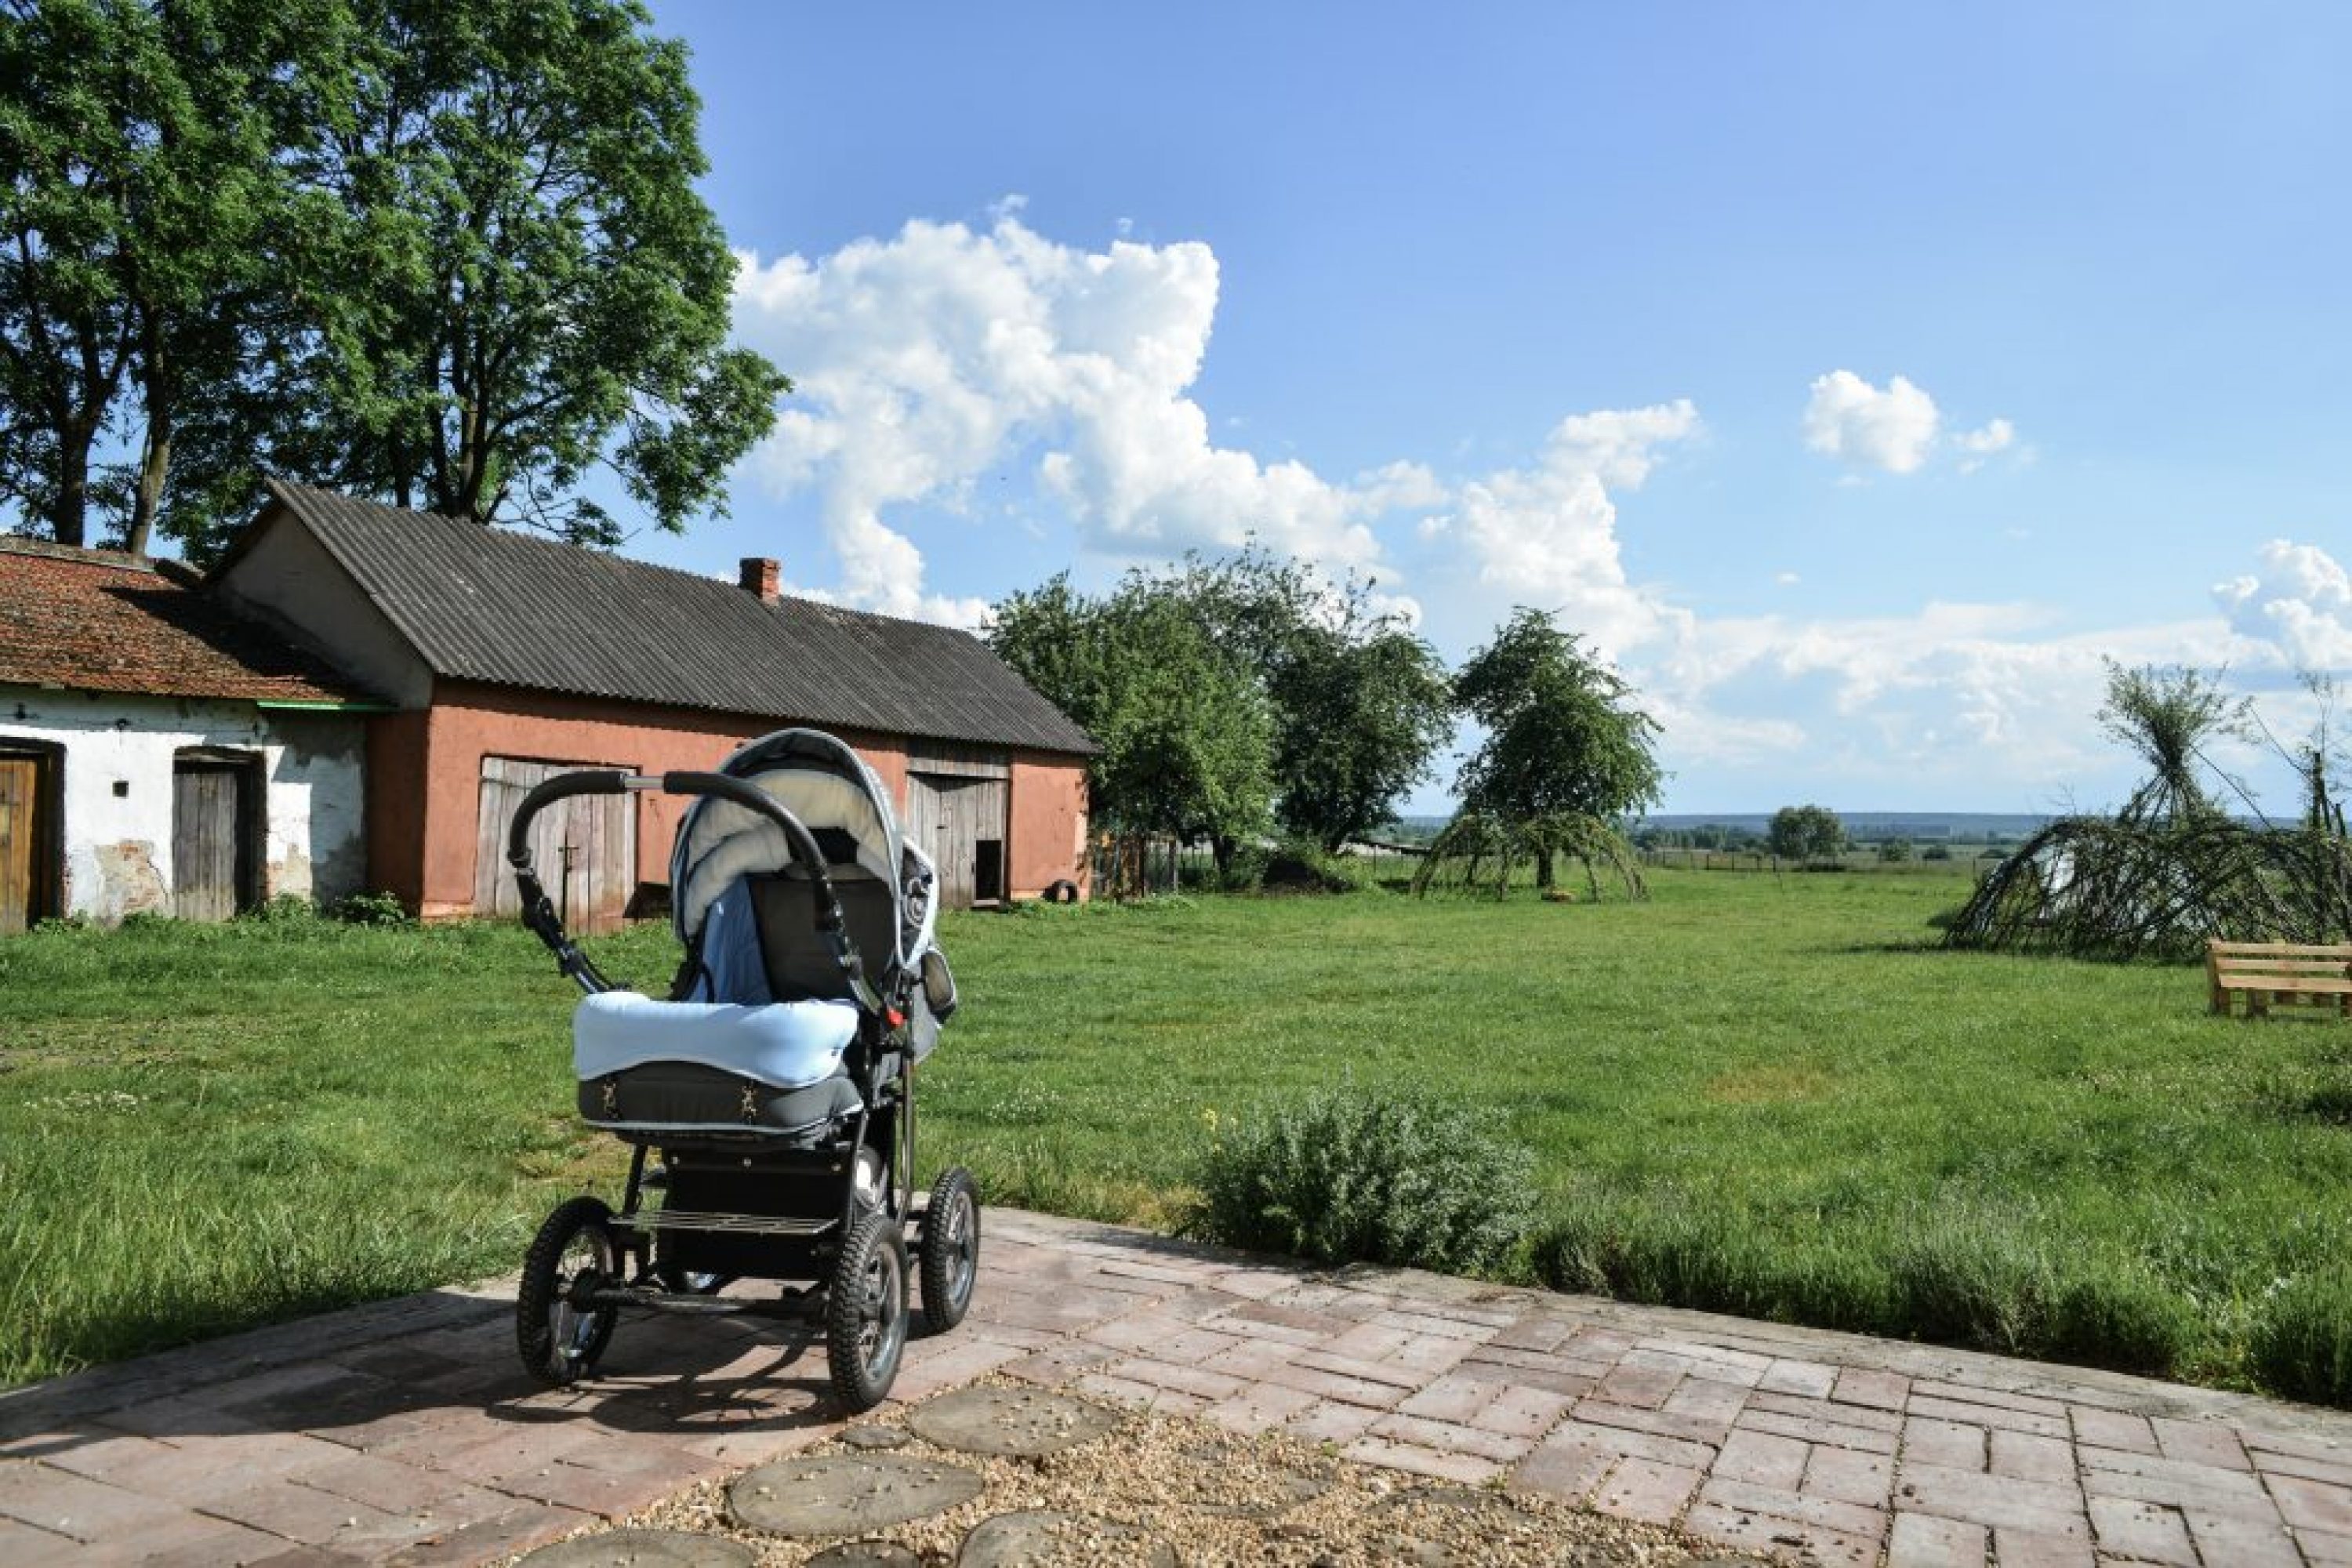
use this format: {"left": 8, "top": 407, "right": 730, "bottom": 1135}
{"left": 1258, "top": 839, "right": 1370, "bottom": 895}
{"left": 332, "top": 891, "right": 414, "bottom": 927}
{"left": 1216, "top": 844, "right": 1270, "bottom": 893}
{"left": 1185, "top": 1087, "right": 1534, "bottom": 1274}
{"left": 2252, "top": 1271, "right": 2352, "bottom": 1406}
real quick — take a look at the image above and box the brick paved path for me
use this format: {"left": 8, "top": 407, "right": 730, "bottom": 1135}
{"left": 5, "top": 1209, "right": 2352, "bottom": 1565}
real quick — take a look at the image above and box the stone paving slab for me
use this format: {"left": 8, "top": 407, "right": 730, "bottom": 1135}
{"left": 5, "top": 1208, "right": 2352, "bottom": 1564}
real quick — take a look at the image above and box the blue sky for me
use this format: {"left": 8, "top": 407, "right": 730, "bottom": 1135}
{"left": 638, "top": 1, "right": 2351, "bottom": 816}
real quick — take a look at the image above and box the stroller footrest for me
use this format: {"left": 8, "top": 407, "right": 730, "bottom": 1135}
{"left": 617, "top": 1208, "right": 837, "bottom": 1237}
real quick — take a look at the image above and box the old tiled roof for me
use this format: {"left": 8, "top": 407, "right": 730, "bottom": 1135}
{"left": 0, "top": 538, "right": 375, "bottom": 705}
{"left": 256, "top": 481, "right": 1096, "bottom": 754}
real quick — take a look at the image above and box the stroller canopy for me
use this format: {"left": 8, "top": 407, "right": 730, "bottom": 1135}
{"left": 670, "top": 730, "right": 942, "bottom": 1025}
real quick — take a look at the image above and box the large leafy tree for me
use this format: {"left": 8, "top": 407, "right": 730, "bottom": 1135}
{"left": 246, "top": 0, "right": 785, "bottom": 552}
{"left": 1145, "top": 551, "right": 1453, "bottom": 854}
{"left": 0, "top": 0, "right": 345, "bottom": 550}
{"left": 0, "top": 0, "right": 783, "bottom": 557}
{"left": 1768, "top": 803, "right": 1845, "bottom": 862}
{"left": 989, "top": 573, "right": 1274, "bottom": 861}
{"left": 1453, "top": 608, "right": 1663, "bottom": 888}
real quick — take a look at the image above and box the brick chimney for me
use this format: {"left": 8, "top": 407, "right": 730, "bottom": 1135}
{"left": 739, "top": 557, "right": 781, "bottom": 604}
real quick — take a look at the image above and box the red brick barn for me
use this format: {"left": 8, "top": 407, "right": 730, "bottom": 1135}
{"left": 212, "top": 482, "right": 1094, "bottom": 927}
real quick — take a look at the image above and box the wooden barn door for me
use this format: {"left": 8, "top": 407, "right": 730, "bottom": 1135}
{"left": 475, "top": 756, "right": 636, "bottom": 932}
{"left": 172, "top": 750, "right": 261, "bottom": 921}
{"left": 906, "top": 747, "right": 1011, "bottom": 909}
{"left": 0, "top": 743, "right": 61, "bottom": 934}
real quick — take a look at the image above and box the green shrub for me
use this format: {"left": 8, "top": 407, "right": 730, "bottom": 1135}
{"left": 1186, "top": 1087, "right": 1534, "bottom": 1274}
{"left": 2252, "top": 1271, "right": 2352, "bottom": 1405}
{"left": 1258, "top": 839, "right": 1368, "bottom": 895}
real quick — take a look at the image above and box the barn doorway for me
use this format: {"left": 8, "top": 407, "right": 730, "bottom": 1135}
{"left": 905, "top": 745, "right": 1010, "bottom": 909}
{"left": 172, "top": 748, "right": 263, "bottom": 920}
{"left": 474, "top": 755, "right": 637, "bottom": 933}
{"left": 0, "top": 741, "right": 62, "bottom": 934}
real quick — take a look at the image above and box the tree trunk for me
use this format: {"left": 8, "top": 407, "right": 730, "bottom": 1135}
{"left": 127, "top": 424, "right": 168, "bottom": 557}
{"left": 48, "top": 432, "right": 91, "bottom": 548}
{"left": 1534, "top": 849, "right": 1556, "bottom": 891}
{"left": 128, "top": 328, "right": 171, "bottom": 557}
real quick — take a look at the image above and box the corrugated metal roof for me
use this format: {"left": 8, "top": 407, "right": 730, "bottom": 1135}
{"left": 0, "top": 539, "right": 376, "bottom": 706}
{"left": 260, "top": 481, "right": 1095, "bottom": 754}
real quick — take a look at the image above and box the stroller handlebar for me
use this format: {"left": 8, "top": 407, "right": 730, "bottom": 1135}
{"left": 506, "top": 768, "right": 885, "bottom": 1014}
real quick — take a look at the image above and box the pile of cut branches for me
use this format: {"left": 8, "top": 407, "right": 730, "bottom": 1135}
{"left": 1944, "top": 816, "right": 2350, "bottom": 960}
{"left": 1946, "top": 665, "right": 2350, "bottom": 960}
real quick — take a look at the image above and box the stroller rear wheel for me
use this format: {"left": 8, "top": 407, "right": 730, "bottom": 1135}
{"left": 517, "top": 1196, "right": 620, "bottom": 1385}
{"left": 919, "top": 1167, "right": 981, "bottom": 1333}
{"left": 826, "top": 1211, "right": 909, "bottom": 1412}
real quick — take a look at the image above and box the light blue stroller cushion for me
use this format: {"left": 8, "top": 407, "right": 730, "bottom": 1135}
{"left": 572, "top": 991, "right": 858, "bottom": 1090}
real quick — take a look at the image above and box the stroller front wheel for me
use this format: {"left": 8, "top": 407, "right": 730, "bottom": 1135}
{"left": 826, "top": 1211, "right": 909, "bottom": 1412}
{"left": 517, "top": 1196, "right": 620, "bottom": 1386}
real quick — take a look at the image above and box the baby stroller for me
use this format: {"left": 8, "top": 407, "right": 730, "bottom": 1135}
{"left": 505, "top": 729, "right": 978, "bottom": 1410}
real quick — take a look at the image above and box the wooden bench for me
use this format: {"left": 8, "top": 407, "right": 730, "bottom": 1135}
{"left": 2208, "top": 940, "right": 2352, "bottom": 1019}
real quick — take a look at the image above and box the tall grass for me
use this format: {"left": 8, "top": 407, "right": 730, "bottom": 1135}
{"left": 0, "top": 913, "right": 644, "bottom": 1381}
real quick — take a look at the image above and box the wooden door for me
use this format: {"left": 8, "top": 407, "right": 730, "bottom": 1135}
{"left": 967, "top": 777, "right": 1008, "bottom": 902}
{"left": 474, "top": 756, "right": 636, "bottom": 933}
{"left": 172, "top": 753, "right": 258, "bottom": 921}
{"left": 0, "top": 747, "right": 60, "bottom": 935}
{"left": 905, "top": 772, "right": 1009, "bottom": 909}
{"left": 903, "top": 775, "right": 956, "bottom": 906}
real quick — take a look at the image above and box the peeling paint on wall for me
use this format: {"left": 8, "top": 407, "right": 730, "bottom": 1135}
{"left": 83, "top": 840, "right": 168, "bottom": 922}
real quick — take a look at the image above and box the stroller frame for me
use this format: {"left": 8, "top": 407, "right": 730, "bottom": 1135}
{"left": 505, "top": 739, "right": 978, "bottom": 1410}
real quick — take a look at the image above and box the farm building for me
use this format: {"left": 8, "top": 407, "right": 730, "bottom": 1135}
{"left": 212, "top": 481, "right": 1095, "bottom": 926}
{"left": 0, "top": 538, "right": 378, "bottom": 931}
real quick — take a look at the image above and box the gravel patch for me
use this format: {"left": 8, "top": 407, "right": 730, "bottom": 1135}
{"left": 517, "top": 1375, "right": 1769, "bottom": 1567}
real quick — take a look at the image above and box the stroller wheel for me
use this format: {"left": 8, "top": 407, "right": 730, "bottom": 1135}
{"left": 826, "top": 1211, "right": 909, "bottom": 1412}
{"left": 517, "top": 1196, "right": 620, "bottom": 1386}
{"left": 919, "top": 1167, "right": 981, "bottom": 1333}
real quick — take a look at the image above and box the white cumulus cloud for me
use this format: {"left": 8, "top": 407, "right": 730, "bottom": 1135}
{"left": 1802, "top": 370, "right": 2015, "bottom": 477}
{"left": 1421, "top": 401, "right": 1701, "bottom": 661}
{"left": 731, "top": 212, "right": 1424, "bottom": 622}
{"left": 2215, "top": 540, "right": 2352, "bottom": 670}
{"left": 1804, "top": 370, "right": 1940, "bottom": 474}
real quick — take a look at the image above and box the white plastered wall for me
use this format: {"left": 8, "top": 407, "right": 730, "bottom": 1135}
{"left": 0, "top": 687, "right": 366, "bottom": 922}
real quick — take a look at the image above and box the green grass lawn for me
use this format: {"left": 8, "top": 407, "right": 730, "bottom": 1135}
{"left": 5, "top": 873, "right": 2350, "bottom": 1399}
